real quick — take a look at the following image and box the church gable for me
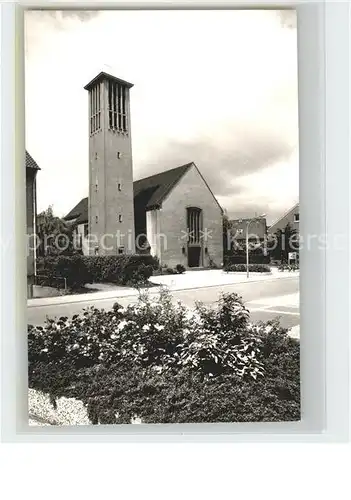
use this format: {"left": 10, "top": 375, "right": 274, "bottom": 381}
{"left": 157, "top": 163, "right": 223, "bottom": 268}
{"left": 133, "top": 163, "right": 193, "bottom": 212}
{"left": 161, "top": 163, "right": 222, "bottom": 214}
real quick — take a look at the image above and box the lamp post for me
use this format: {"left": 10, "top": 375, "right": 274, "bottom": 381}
{"left": 244, "top": 214, "right": 266, "bottom": 279}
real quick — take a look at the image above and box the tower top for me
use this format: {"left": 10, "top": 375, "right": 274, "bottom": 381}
{"left": 84, "top": 71, "right": 134, "bottom": 91}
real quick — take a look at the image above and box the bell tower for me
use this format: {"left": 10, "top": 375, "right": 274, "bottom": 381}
{"left": 84, "top": 72, "right": 135, "bottom": 255}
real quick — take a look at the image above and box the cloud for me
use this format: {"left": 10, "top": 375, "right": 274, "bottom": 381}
{"left": 27, "top": 10, "right": 99, "bottom": 23}
{"left": 25, "top": 9, "right": 298, "bottom": 220}
{"left": 138, "top": 125, "right": 295, "bottom": 197}
{"left": 25, "top": 10, "right": 100, "bottom": 59}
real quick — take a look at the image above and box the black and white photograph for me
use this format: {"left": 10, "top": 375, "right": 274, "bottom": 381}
{"left": 25, "top": 8, "right": 300, "bottom": 426}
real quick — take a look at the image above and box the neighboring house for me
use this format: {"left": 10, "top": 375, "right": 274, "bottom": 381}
{"left": 64, "top": 197, "right": 90, "bottom": 255}
{"left": 26, "top": 151, "right": 40, "bottom": 298}
{"left": 65, "top": 70, "right": 223, "bottom": 269}
{"left": 268, "top": 203, "right": 300, "bottom": 235}
{"left": 229, "top": 217, "right": 267, "bottom": 242}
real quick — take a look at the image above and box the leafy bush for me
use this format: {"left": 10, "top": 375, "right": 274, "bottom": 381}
{"left": 278, "top": 263, "right": 299, "bottom": 272}
{"left": 224, "top": 251, "right": 270, "bottom": 266}
{"left": 83, "top": 254, "right": 159, "bottom": 286}
{"left": 37, "top": 254, "right": 159, "bottom": 290}
{"left": 164, "top": 267, "right": 175, "bottom": 274}
{"left": 175, "top": 264, "right": 186, "bottom": 274}
{"left": 224, "top": 263, "right": 271, "bottom": 273}
{"left": 28, "top": 291, "right": 299, "bottom": 424}
{"left": 160, "top": 264, "right": 186, "bottom": 275}
{"left": 37, "top": 255, "right": 92, "bottom": 290}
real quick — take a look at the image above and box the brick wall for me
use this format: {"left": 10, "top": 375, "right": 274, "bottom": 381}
{"left": 158, "top": 165, "right": 223, "bottom": 268}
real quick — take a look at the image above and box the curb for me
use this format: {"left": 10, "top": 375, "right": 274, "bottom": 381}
{"left": 28, "top": 273, "right": 299, "bottom": 309}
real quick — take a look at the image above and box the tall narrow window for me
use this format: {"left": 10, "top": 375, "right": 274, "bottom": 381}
{"left": 122, "top": 86, "right": 127, "bottom": 131}
{"left": 186, "top": 207, "right": 203, "bottom": 268}
{"left": 108, "top": 81, "right": 128, "bottom": 132}
{"left": 187, "top": 207, "right": 202, "bottom": 244}
{"left": 90, "top": 84, "right": 101, "bottom": 134}
{"left": 113, "top": 83, "right": 117, "bottom": 129}
{"left": 108, "top": 81, "right": 113, "bottom": 129}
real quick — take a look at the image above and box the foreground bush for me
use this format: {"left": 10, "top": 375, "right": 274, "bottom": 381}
{"left": 28, "top": 291, "right": 299, "bottom": 424}
{"left": 224, "top": 263, "right": 271, "bottom": 273}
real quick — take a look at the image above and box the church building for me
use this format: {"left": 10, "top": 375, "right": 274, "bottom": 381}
{"left": 65, "top": 71, "right": 223, "bottom": 269}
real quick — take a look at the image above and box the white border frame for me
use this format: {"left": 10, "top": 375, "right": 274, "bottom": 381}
{"left": 0, "top": 1, "right": 349, "bottom": 442}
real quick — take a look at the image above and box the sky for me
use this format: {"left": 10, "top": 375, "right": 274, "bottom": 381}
{"left": 25, "top": 9, "right": 298, "bottom": 224}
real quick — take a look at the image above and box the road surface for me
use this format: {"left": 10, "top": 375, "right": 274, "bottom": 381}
{"left": 27, "top": 277, "right": 299, "bottom": 330}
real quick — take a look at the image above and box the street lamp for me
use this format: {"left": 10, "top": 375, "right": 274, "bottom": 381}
{"left": 244, "top": 214, "right": 266, "bottom": 279}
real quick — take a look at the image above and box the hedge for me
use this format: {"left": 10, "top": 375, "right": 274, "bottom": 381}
{"left": 37, "top": 254, "right": 160, "bottom": 290}
{"left": 224, "top": 263, "right": 271, "bottom": 273}
{"left": 82, "top": 254, "right": 159, "bottom": 285}
{"left": 36, "top": 254, "right": 93, "bottom": 290}
{"left": 28, "top": 291, "right": 300, "bottom": 424}
{"left": 224, "top": 254, "right": 271, "bottom": 265}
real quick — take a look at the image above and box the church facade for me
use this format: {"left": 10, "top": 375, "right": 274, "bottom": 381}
{"left": 65, "top": 71, "right": 223, "bottom": 269}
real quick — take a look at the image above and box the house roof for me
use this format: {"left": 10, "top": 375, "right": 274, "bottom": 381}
{"left": 26, "top": 151, "right": 40, "bottom": 171}
{"left": 84, "top": 71, "right": 134, "bottom": 91}
{"left": 64, "top": 196, "right": 88, "bottom": 225}
{"left": 64, "top": 162, "right": 223, "bottom": 224}
{"left": 268, "top": 202, "right": 299, "bottom": 232}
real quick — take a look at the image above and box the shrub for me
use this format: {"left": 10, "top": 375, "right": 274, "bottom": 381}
{"left": 37, "top": 255, "right": 92, "bottom": 290}
{"left": 278, "top": 263, "right": 299, "bottom": 272}
{"left": 224, "top": 263, "right": 271, "bottom": 273}
{"left": 28, "top": 291, "right": 299, "bottom": 424}
{"left": 224, "top": 253, "right": 270, "bottom": 266}
{"left": 83, "top": 254, "right": 159, "bottom": 286}
{"left": 165, "top": 267, "right": 176, "bottom": 274}
{"left": 38, "top": 254, "right": 159, "bottom": 290}
{"left": 175, "top": 264, "right": 186, "bottom": 274}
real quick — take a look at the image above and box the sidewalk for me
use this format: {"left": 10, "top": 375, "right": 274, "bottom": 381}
{"left": 28, "top": 268, "right": 299, "bottom": 308}
{"left": 150, "top": 267, "right": 298, "bottom": 290}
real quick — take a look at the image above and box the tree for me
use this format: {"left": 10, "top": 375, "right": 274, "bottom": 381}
{"left": 36, "top": 206, "right": 81, "bottom": 257}
{"left": 270, "top": 223, "right": 299, "bottom": 262}
{"left": 223, "top": 210, "right": 231, "bottom": 255}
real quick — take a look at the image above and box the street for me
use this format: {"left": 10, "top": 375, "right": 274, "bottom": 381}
{"left": 27, "top": 277, "right": 299, "bottom": 332}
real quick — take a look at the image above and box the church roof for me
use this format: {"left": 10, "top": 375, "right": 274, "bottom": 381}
{"left": 133, "top": 163, "right": 193, "bottom": 211}
{"left": 84, "top": 71, "right": 134, "bottom": 91}
{"left": 64, "top": 162, "right": 222, "bottom": 224}
{"left": 26, "top": 151, "right": 40, "bottom": 171}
